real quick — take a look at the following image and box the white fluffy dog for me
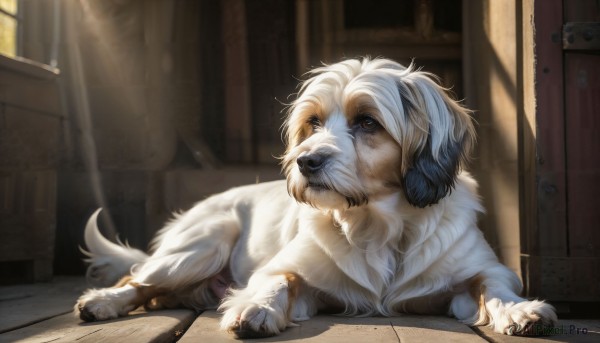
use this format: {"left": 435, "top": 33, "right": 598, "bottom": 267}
{"left": 76, "top": 57, "right": 556, "bottom": 337}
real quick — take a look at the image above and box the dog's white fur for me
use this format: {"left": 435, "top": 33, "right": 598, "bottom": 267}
{"left": 76, "top": 58, "right": 556, "bottom": 337}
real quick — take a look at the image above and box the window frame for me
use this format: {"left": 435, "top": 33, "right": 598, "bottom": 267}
{"left": 0, "top": 0, "right": 22, "bottom": 57}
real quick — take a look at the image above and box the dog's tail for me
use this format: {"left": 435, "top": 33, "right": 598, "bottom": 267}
{"left": 81, "top": 208, "right": 149, "bottom": 287}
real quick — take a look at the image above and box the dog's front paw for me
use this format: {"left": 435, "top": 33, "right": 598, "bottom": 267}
{"left": 219, "top": 273, "right": 300, "bottom": 337}
{"left": 75, "top": 288, "right": 137, "bottom": 322}
{"left": 493, "top": 300, "right": 557, "bottom": 336}
{"left": 220, "top": 302, "right": 289, "bottom": 338}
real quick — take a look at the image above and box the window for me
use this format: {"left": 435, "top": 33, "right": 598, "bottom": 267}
{"left": 0, "top": 0, "right": 19, "bottom": 57}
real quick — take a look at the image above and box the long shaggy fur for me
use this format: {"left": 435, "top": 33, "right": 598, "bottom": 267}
{"left": 76, "top": 57, "right": 556, "bottom": 337}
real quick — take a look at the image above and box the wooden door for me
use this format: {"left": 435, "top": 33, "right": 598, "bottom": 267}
{"left": 563, "top": 4, "right": 600, "bottom": 261}
{"left": 523, "top": 0, "right": 600, "bottom": 311}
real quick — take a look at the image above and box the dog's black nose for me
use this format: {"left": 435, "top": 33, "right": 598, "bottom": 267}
{"left": 297, "top": 153, "right": 325, "bottom": 176}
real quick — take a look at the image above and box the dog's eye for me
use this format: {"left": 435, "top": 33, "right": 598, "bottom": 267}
{"left": 355, "top": 114, "right": 380, "bottom": 132}
{"left": 307, "top": 115, "right": 321, "bottom": 129}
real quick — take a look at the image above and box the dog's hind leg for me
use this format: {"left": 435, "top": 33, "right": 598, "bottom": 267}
{"left": 76, "top": 275, "right": 164, "bottom": 321}
{"left": 76, "top": 212, "right": 240, "bottom": 321}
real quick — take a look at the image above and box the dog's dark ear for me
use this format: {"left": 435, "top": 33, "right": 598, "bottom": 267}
{"left": 397, "top": 70, "right": 475, "bottom": 208}
{"left": 403, "top": 135, "right": 464, "bottom": 207}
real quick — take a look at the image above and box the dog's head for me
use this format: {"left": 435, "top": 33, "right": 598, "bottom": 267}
{"left": 282, "top": 58, "right": 475, "bottom": 210}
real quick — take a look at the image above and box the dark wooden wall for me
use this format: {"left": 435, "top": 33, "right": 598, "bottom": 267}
{"left": 0, "top": 55, "right": 61, "bottom": 283}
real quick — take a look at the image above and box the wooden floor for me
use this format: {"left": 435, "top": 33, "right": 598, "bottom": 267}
{"left": 0, "top": 278, "right": 598, "bottom": 343}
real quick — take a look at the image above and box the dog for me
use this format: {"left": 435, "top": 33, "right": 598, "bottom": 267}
{"left": 75, "top": 57, "right": 557, "bottom": 337}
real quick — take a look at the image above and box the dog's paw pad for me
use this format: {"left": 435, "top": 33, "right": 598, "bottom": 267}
{"left": 76, "top": 301, "right": 119, "bottom": 322}
{"left": 221, "top": 303, "right": 287, "bottom": 337}
{"left": 497, "top": 301, "right": 557, "bottom": 336}
{"left": 78, "top": 305, "right": 98, "bottom": 322}
{"left": 233, "top": 321, "right": 277, "bottom": 339}
{"left": 75, "top": 287, "right": 136, "bottom": 322}
{"left": 510, "top": 317, "right": 556, "bottom": 336}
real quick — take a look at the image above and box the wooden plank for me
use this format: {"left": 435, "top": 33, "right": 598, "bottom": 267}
{"left": 414, "top": 0, "right": 434, "bottom": 39}
{"left": 521, "top": 256, "right": 600, "bottom": 301}
{"left": 0, "top": 66, "right": 61, "bottom": 118}
{"left": 564, "top": 0, "right": 600, "bottom": 21}
{"left": 530, "top": 0, "right": 568, "bottom": 258}
{"left": 180, "top": 311, "right": 399, "bottom": 342}
{"left": 222, "top": 0, "right": 253, "bottom": 163}
{"left": 475, "top": 319, "right": 600, "bottom": 343}
{"left": 577, "top": 319, "right": 600, "bottom": 330}
{"left": 518, "top": 0, "right": 539, "bottom": 290}
{"left": 565, "top": 53, "right": 600, "bottom": 258}
{"left": 245, "top": 0, "right": 297, "bottom": 163}
{"left": 0, "top": 308, "right": 196, "bottom": 343}
{"left": 391, "top": 315, "right": 485, "bottom": 343}
{"left": 0, "top": 277, "right": 87, "bottom": 333}
{"left": 462, "top": 0, "right": 521, "bottom": 275}
{"left": 0, "top": 54, "right": 59, "bottom": 80}
{"left": 179, "top": 311, "right": 484, "bottom": 343}
{"left": 0, "top": 107, "right": 61, "bottom": 170}
{"left": 521, "top": 0, "right": 568, "bottom": 301}
{"left": 196, "top": 0, "right": 227, "bottom": 166}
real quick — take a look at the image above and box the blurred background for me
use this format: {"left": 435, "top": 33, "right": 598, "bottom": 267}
{"left": 0, "top": 0, "right": 598, "bottom": 316}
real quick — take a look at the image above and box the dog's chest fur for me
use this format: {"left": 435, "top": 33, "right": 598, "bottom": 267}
{"left": 309, "top": 201, "right": 403, "bottom": 296}
{"left": 292, "top": 188, "right": 477, "bottom": 315}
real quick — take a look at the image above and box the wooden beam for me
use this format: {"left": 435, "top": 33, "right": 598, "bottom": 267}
{"left": 221, "top": 0, "right": 253, "bottom": 162}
